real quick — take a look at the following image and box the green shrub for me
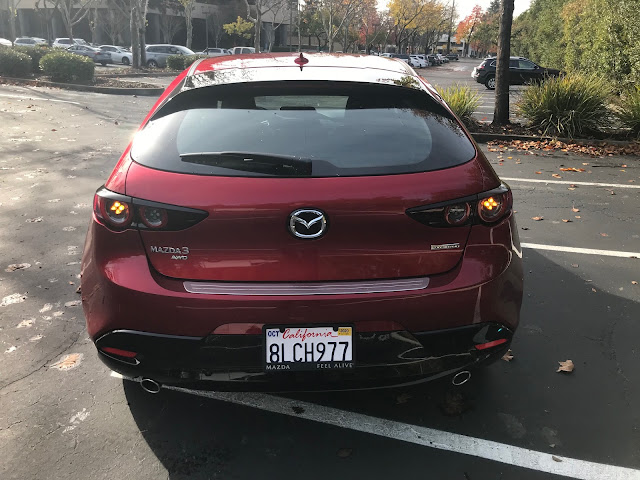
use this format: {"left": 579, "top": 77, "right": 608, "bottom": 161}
{"left": 0, "top": 48, "right": 33, "bottom": 77}
{"left": 517, "top": 73, "right": 613, "bottom": 138}
{"left": 436, "top": 84, "right": 480, "bottom": 126}
{"left": 40, "top": 51, "right": 94, "bottom": 82}
{"left": 166, "top": 54, "right": 208, "bottom": 71}
{"left": 616, "top": 87, "right": 640, "bottom": 137}
{"left": 14, "top": 45, "right": 51, "bottom": 72}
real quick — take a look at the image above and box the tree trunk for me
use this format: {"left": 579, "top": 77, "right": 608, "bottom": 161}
{"left": 139, "top": 0, "right": 148, "bottom": 64}
{"left": 254, "top": 9, "right": 261, "bottom": 52}
{"left": 8, "top": 0, "right": 17, "bottom": 41}
{"left": 131, "top": 7, "right": 140, "bottom": 68}
{"left": 492, "top": 0, "right": 514, "bottom": 125}
{"left": 186, "top": 10, "right": 192, "bottom": 49}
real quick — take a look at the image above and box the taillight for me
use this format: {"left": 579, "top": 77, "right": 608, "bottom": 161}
{"left": 406, "top": 183, "right": 512, "bottom": 227}
{"left": 93, "top": 187, "right": 208, "bottom": 231}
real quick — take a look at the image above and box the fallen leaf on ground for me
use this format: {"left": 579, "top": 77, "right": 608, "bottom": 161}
{"left": 5, "top": 263, "right": 31, "bottom": 272}
{"left": 552, "top": 456, "right": 563, "bottom": 462}
{"left": 557, "top": 360, "right": 574, "bottom": 373}
{"left": 600, "top": 233, "right": 609, "bottom": 237}
{"left": 337, "top": 448, "right": 353, "bottom": 458}
{"left": 559, "top": 167, "right": 586, "bottom": 172}
{"left": 571, "top": 264, "right": 579, "bottom": 268}
{"left": 64, "top": 300, "right": 81, "bottom": 307}
{"left": 607, "top": 190, "right": 616, "bottom": 195}
{"left": 592, "top": 288, "right": 597, "bottom": 293}
{"left": 562, "top": 219, "right": 572, "bottom": 223}
{"left": 25, "top": 217, "right": 43, "bottom": 223}
{"left": 502, "top": 349, "right": 514, "bottom": 362}
{"left": 575, "top": 215, "right": 581, "bottom": 219}
{"left": 50, "top": 353, "right": 83, "bottom": 371}
{"left": 521, "top": 227, "right": 529, "bottom": 230}
{"left": 552, "top": 173, "right": 562, "bottom": 178}
{"left": 396, "top": 393, "right": 413, "bottom": 404}
{"left": 621, "top": 164, "right": 627, "bottom": 168}
{"left": 571, "top": 207, "right": 580, "bottom": 212}
{"left": 632, "top": 281, "right": 638, "bottom": 285}
{"left": 531, "top": 216, "right": 543, "bottom": 221}
{"left": 567, "top": 187, "right": 576, "bottom": 191}
{"left": 535, "top": 171, "right": 542, "bottom": 174}
{"left": 76, "top": 286, "right": 82, "bottom": 294}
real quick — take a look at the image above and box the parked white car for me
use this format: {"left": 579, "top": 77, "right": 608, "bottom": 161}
{"left": 230, "top": 46, "right": 255, "bottom": 55}
{"left": 196, "top": 47, "right": 230, "bottom": 57}
{"left": 53, "top": 38, "right": 88, "bottom": 48}
{"left": 0, "top": 38, "right": 12, "bottom": 47}
{"left": 410, "top": 55, "right": 428, "bottom": 68}
{"left": 14, "top": 37, "right": 47, "bottom": 46}
{"left": 99, "top": 45, "right": 133, "bottom": 65}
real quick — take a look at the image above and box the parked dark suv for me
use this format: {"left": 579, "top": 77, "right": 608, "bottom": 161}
{"left": 472, "top": 56, "right": 561, "bottom": 89}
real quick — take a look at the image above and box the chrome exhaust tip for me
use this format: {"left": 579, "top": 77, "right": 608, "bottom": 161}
{"left": 451, "top": 370, "right": 471, "bottom": 386}
{"left": 140, "top": 378, "right": 161, "bottom": 394}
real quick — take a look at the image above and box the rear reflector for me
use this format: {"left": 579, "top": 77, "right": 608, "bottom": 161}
{"left": 474, "top": 338, "right": 508, "bottom": 350}
{"left": 101, "top": 347, "right": 138, "bottom": 358}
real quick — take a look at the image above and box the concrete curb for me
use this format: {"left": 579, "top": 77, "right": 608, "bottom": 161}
{"left": 0, "top": 76, "right": 164, "bottom": 96}
{"left": 470, "top": 132, "right": 638, "bottom": 147}
{"left": 96, "top": 72, "right": 178, "bottom": 78}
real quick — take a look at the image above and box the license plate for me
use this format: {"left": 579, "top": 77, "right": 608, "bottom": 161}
{"left": 264, "top": 326, "right": 354, "bottom": 372}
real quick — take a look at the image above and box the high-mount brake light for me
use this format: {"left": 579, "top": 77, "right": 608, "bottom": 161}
{"left": 93, "top": 187, "right": 208, "bottom": 232}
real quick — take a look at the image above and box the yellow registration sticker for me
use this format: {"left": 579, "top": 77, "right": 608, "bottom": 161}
{"left": 338, "top": 327, "right": 352, "bottom": 336}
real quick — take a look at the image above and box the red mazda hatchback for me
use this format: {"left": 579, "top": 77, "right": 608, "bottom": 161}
{"left": 81, "top": 53, "right": 523, "bottom": 392}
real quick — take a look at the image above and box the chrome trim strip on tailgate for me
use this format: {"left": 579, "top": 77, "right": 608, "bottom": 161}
{"left": 183, "top": 277, "right": 430, "bottom": 296}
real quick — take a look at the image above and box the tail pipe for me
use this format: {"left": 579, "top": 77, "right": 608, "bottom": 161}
{"left": 140, "top": 378, "right": 162, "bottom": 394}
{"left": 451, "top": 370, "right": 471, "bottom": 386}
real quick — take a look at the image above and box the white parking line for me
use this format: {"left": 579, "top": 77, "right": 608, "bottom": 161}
{"left": 158, "top": 386, "right": 640, "bottom": 480}
{"left": 0, "top": 93, "right": 82, "bottom": 105}
{"left": 503, "top": 178, "right": 640, "bottom": 189}
{"left": 522, "top": 243, "right": 640, "bottom": 258}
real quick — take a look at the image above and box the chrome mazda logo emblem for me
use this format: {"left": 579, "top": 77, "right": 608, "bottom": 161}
{"left": 288, "top": 209, "right": 327, "bottom": 239}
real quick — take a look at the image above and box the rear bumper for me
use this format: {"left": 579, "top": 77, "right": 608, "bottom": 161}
{"left": 82, "top": 213, "right": 523, "bottom": 390}
{"left": 96, "top": 322, "right": 512, "bottom": 391}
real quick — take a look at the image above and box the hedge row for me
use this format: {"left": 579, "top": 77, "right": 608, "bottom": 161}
{"left": 39, "top": 51, "right": 95, "bottom": 82}
{"left": 0, "top": 48, "right": 32, "bottom": 77}
{"left": 166, "top": 54, "right": 208, "bottom": 71}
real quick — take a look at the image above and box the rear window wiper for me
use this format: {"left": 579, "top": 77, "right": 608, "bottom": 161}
{"left": 179, "top": 151, "right": 312, "bottom": 176}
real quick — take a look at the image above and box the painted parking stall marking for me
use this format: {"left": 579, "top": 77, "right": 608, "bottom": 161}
{"left": 522, "top": 243, "right": 640, "bottom": 259}
{"left": 502, "top": 177, "right": 640, "bottom": 189}
{"left": 151, "top": 384, "right": 639, "bottom": 480}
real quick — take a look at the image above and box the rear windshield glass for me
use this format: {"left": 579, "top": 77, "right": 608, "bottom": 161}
{"left": 130, "top": 81, "right": 475, "bottom": 177}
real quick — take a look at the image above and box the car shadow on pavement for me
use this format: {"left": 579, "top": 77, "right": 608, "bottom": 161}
{"left": 122, "top": 250, "right": 640, "bottom": 479}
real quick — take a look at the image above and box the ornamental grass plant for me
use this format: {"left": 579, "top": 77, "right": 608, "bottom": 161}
{"left": 436, "top": 84, "right": 480, "bottom": 127}
{"left": 517, "top": 73, "right": 613, "bottom": 138}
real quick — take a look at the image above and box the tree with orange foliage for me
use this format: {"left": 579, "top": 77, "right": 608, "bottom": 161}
{"left": 456, "top": 4, "right": 483, "bottom": 56}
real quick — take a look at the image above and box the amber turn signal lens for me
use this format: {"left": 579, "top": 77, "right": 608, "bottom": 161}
{"left": 103, "top": 199, "right": 132, "bottom": 226}
{"left": 478, "top": 194, "right": 504, "bottom": 222}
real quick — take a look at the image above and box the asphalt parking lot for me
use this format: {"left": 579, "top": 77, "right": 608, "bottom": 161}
{"left": 0, "top": 82, "right": 639, "bottom": 480}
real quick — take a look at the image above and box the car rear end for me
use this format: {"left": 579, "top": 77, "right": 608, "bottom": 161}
{"left": 82, "top": 55, "right": 522, "bottom": 391}
{"left": 472, "top": 59, "right": 489, "bottom": 83}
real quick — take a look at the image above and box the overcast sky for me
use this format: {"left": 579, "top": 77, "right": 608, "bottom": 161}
{"left": 377, "top": 0, "right": 532, "bottom": 21}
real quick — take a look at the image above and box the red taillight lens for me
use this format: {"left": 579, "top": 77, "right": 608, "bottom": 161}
{"left": 406, "top": 183, "right": 512, "bottom": 227}
{"left": 444, "top": 203, "right": 471, "bottom": 226}
{"left": 474, "top": 338, "right": 508, "bottom": 350}
{"left": 93, "top": 187, "right": 208, "bottom": 232}
{"left": 101, "top": 347, "right": 137, "bottom": 358}
{"left": 139, "top": 206, "right": 168, "bottom": 229}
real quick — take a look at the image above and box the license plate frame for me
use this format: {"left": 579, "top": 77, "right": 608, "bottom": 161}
{"left": 263, "top": 325, "right": 356, "bottom": 372}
